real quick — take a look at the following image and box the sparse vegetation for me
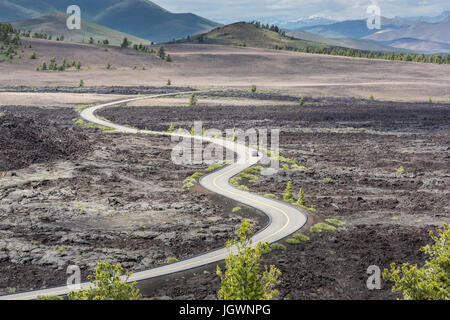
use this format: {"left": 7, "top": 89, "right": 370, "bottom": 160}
{"left": 166, "top": 257, "right": 179, "bottom": 264}
{"left": 299, "top": 95, "right": 306, "bottom": 106}
{"left": 250, "top": 85, "right": 257, "bottom": 93}
{"left": 293, "top": 233, "right": 310, "bottom": 242}
{"left": 297, "top": 188, "right": 306, "bottom": 207}
{"left": 283, "top": 181, "right": 294, "bottom": 203}
{"left": 232, "top": 206, "right": 242, "bottom": 213}
{"left": 68, "top": 262, "right": 141, "bottom": 300}
{"left": 120, "top": 37, "right": 130, "bottom": 48}
{"left": 397, "top": 166, "right": 406, "bottom": 174}
{"left": 38, "top": 262, "right": 142, "bottom": 300}
{"left": 264, "top": 193, "right": 279, "bottom": 199}
{"left": 270, "top": 243, "right": 287, "bottom": 251}
{"left": 78, "top": 79, "right": 84, "bottom": 87}
{"left": 325, "top": 218, "right": 346, "bottom": 227}
{"left": 286, "top": 238, "right": 301, "bottom": 245}
{"left": 310, "top": 223, "right": 337, "bottom": 234}
{"left": 207, "top": 163, "right": 224, "bottom": 172}
{"left": 157, "top": 46, "right": 166, "bottom": 59}
{"left": 189, "top": 93, "right": 198, "bottom": 106}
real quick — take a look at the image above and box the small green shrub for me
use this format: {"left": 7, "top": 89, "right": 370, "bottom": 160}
{"left": 293, "top": 233, "right": 310, "bottom": 242}
{"left": 250, "top": 85, "right": 257, "bottom": 93}
{"left": 244, "top": 166, "right": 262, "bottom": 174}
{"left": 286, "top": 238, "right": 300, "bottom": 245}
{"left": 310, "top": 223, "right": 336, "bottom": 234}
{"left": 397, "top": 166, "right": 406, "bottom": 174}
{"left": 207, "top": 163, "right": 224, "bottom": 172}
{"left": 325, "top": 218, "right": 346, "bottom": 227}
{"left": 68, "top": 262, "right": 142, "bottom": 300}
{"left": 189, "top": 93, "right": 198, "bottom": 106}
{"left": 270, "top": 243, "right": 287, "bottom": 251}
{"left": 166, "top": 257, "right": 179, "bottom": 263}
{"left": 183, "top": 176, "right": 196, "bottom": 190}
{"left": 264, "top": 193, "right": 279, "bottom": 199}
{"left": 238, "top": 173, "right": 258, "bottom": 180}
{"left": 232, "top": 207, "right": 242, "bottom": 213}
{"left": 191, "top": 172, "right": 204, "bottom": 179}
{"left": 299, "top": 95, "right": 305, "bottom": 106}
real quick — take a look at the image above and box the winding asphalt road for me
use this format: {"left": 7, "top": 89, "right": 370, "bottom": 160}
{"left": 1, "top": 90, "right": 308, "bottom": 300}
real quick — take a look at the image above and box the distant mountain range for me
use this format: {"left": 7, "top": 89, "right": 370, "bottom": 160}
{"left": 394, "top": 10, "right": 450, "bottom": 23}
{"left": 1, "top": 1, "right": 448, "bottom": 53}
{"left": 299, "top": 14, "right": 450, "bottom": 53}
{"left": 0, "top": 0, "right": 219, "bottom": 42}
{"left": 286, "top": 29, "right": 405, "bottom": 52}
{"left": 254, "top": 16, "right": 338, "bottom": 30}
{"left": 10, "top": 12, "right": 151, "bottom": 46}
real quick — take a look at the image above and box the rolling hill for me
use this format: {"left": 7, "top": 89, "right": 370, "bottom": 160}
{"left": 380, "top": 38, "right": 450, "bottom": 53}
{"left": 11, "top": 12, "right": 150, "bottom": 46}
{"left": 301, "top": 17, "right": 414, "bottom": 39}
{"left": 286, "top": 29, "right": 403, "bottom": 52}
{"left": 175, "top": 22, "right": 329, "bottom": 51}
{"left": 0, "top": 0, "right": 219, "bottom": 42}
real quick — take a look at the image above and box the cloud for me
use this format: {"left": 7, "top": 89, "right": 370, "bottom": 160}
{"left": 152, "top": 0, "right": 450, "bottom": 22}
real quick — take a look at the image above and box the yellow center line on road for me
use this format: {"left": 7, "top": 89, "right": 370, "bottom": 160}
{"left": 129, "top": 163, "right": 293, "bottom": 278}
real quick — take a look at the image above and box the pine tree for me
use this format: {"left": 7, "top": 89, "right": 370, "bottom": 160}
{"left": 383, "top": 224, "right": 449, "bottom": 300}
{"left": 120, "top": 37, "right": 129, "bottom": 48}
{"left": 157, "top": 46, "right": 166, "bottom": 59}
{"left": 189, "top": 93, "right": 197, "bottom": 106}
{"left": 217, "top": 219, "right": 281, "bottom": 300}
{"left": 284, "top": 181, "right": 294, "bottom": 203}
{"left": 297, "top": 188, "right": 306, "bottom": 207}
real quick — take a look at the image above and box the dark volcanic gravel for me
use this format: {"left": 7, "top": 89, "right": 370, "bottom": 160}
{"left": 0, "top": 112, "right": 91, "bottom": 171}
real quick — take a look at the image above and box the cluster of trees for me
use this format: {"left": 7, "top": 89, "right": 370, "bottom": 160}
{"left": 276, "top": 44, "right": 450, "bottom": 65}
{"left": 18, "top": 30, "right": 65, "bottom": 41}
{"left": 0, "top": 23, "right": 20, "bottom": 62}
{"left": 37, "top": 57, "right": 81, "bottom": 71}
{"left": 121, "top": 38, "right": 170, "bottom": 61}
{"left": 249, "top": 20, "right": 287, "bottom": 37}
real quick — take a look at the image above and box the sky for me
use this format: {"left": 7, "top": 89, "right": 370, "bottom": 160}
{"left": 153, "top": 0, "right": 450, "bottom": 23}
